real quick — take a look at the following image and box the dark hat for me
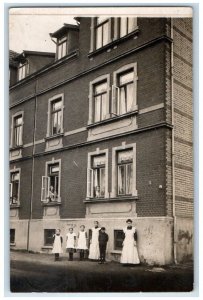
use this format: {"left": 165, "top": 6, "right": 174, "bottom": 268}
{"left": 101, "top": 227, "right": 106, "bottom": 230}
{"left": 126, "top": 219, "right": 132, "bottom": 223}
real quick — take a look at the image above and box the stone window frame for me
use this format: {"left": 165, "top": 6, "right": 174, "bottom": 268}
{"left": 41, "top": 158, "right": 62, "bottom": 203}
{"left": 46, "top": 94, "right": 64, "bottom": 138}
{"left": 88, "top": 74, "right": 111, "bottom": 125}
{"left": 10, "top": 166, "right": 21, "bottom": 206}
{"left": 112, "top": 62, "right": 138, "bottom": 116}
{"left": 111, "top": 142, "right": 137, "bottom": 198}
{"left": 10, "top": 111, "right": 24, "bottom": 148}
{"left": 86, "top": 148, "right": 109, "bottom": 199}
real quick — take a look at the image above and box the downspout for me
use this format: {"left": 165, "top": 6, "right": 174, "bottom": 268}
{"left": 171, "top": 18, "right": 177, "bottom": 264}
{"left": 27, "top": 78, "right": 38, "bottom": 251}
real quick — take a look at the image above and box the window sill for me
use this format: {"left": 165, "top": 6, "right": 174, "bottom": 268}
{"left": 10, "top": 204, "right": 20, "bottom": 209}
{"left": 42, "top": 201, "right": 61, "bottom": 207}
{"left": 111, "top": 250, "right": 122, "bottom": 254}
{"left": 41, "top": 246, "right": 53, "bottom": 250}
{"left": 88, "top": 28, "right": 139, "bottom": 58}
{"left": 45, "top": 133, "right": 64, "bottom": 141}
{"left": 10, "top": 243, "right": 16, "bottom": 247}
{"left": 9, "top": 145, "right": 23, "bottom": 151}
{"left": 84, "top": 196, "right": 138, "bottom": 203}
{"left": 87, "top": 110, "right": 138, "bottom": 129}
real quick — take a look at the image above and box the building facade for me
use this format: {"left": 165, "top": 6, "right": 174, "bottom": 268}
{"left": 9, "top": 17, "right": 193, "bottom": 265}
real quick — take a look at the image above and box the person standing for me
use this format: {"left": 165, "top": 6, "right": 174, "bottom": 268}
{"left": 98, "top": 227, "right": 109, "bottom": 264}
{"left": 66, "top": 227, "right": 77, "bottom": 261}
{"left": 88, "top": 221, "right": 101, "bottom": 260}
{"left": 77, "top": 225, "right": 88, "bottom": 261}
{"left": 120, "top": 219, "right": 140, "bottom": 265}
{"left": 52, "top": 229, "right": 63, "bottom": 261}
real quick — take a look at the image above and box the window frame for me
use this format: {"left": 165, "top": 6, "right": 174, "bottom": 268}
{"left": 117, "top": 150, "right": 133, "bottom": 196}
{"left": 88, "top": 74, "right": 110, "bottom": 125}
{"left": 10, "top": 167, "right": 21, "bottom": 206}
{"left": 86, "top": 148, "right": 109, "bottom": 199}
{"left": 44, "top": 229, "right": 55, "bottom": 246}
{"left": 18, "top": 61, "right": 29, "bottom": 81}
{"left": 57, "top": 35, "right": 67, "bottom": 60}
{"left": 46, "top": 94, "right": 64, "bottom": 138}
{"left": 90, "top": 17, "right": 112, "bottom": 52}
{"left": 10, "top": 111, "right": 24, "bottom": 148}
{"left": 111, "top": 142, "right": 137, "bottom": 198}
{"left": 112, "top": 63, "right": 138, "bottom": 117}
{"left": 41, "top": 158, "right": 61, "bottom": 203}
{"left": 114, "top": 229, "right": 124, "bottom": 251}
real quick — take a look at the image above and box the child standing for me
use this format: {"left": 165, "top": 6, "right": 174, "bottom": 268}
{"left": 66, "top": 227, "right": 76, "bottom": 261}
{"left": 52, "top": 229, "right": 63, "bottom": 261}
{"left": 98, "top": 227, "right": 109, "bottom": 264}
{"left": 88, "top": 221, "right": 101, "bottom": 260}
{"left": 77, "top": 225, "right": 88, "bottom": 260}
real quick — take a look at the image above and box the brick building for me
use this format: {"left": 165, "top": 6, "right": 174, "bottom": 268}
{"left": 9, "top": 16, "right": 193, "bottom": 265}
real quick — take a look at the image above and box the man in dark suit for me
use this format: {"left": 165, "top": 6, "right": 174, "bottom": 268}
{"left": 98, "top": 227, "right": 109, "bottom": 264}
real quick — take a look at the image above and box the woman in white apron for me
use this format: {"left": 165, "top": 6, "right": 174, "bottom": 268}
{"left": 88, "top": 221, "right": 101, "bottom": 260}
{"left": 120, "top": 219, "right": 140, "bottom": 265}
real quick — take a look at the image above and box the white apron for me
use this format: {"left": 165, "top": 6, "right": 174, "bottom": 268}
{"left": 88, "top": 227, "right": 100, "bottom": 259}
{"left": 120, "top": 227, "right": 140, "bottom": 264}
{"left": 52, "top": 234, "right": 63, "bottom": 254}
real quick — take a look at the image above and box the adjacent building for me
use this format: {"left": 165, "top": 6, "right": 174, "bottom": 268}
{"left": 9, "top": 16, "right": 193, "bottom": 265}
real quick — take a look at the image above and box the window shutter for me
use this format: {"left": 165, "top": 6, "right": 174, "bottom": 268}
{"left": 41, "top": 176, "right": 50, "bottom": 202}
{"left": 112, "top": 85, "right": 119, "bottom": 116}
{"left": 87, "top": 168, "right": 93, "bottom": 198}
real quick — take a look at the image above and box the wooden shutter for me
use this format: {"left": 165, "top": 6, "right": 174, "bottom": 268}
{"left": 41, "top": 176, "right": 50, "bottom": 202}
{"left": 87, "top": 168, "right": 93, "bottom": 198}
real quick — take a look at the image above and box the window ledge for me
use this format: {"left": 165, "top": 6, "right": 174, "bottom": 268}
{"left": 10, "top": 204, "right": 20, "bottom": 209}
{"left": 9, "top": 145, "right": 23, "bottom": 151}
{"left": 88, "top": 28, "right": 139, "bottom": 58}
{"left": 10, "top": 243, "right": 16, "bottom": 247}
{"left": 42, "top": 201, "right": 61, "bottom": 207}
{"left": 41, "top": 246, "right": 53, "bottom": 250}
{"left": 84, "top": 196, "right": 138, "bottom": 203}
{"left": 87, "top": 110, "right": 138, "bottom": 129}
{"left": 45, "top": 133, "right": 64, "bottom": 141}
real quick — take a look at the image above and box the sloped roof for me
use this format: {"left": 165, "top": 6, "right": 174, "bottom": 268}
{"left": 50, "top": 23, "right": 79, "bottom": 38}
{"left": 9, "top": 50, "right": 20, "bottom": 68}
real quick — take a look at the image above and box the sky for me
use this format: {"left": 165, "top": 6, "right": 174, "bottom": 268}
{"left": 9, "top": 8, "right": 77, "bottom": 53}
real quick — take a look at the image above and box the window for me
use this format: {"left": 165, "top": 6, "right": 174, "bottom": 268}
{"left": 47, "top": 94, "right": 64, "bottom": 138}
{"left": 87, "top": 149, "right": 108, "bottom": 199}
{"left": 119, "top": 18, "right": 137, "bottom": 38}
{"left": 51, "top": 99, "right": 62, "bottom": 135}
{"left": 95, "top": 17, "right": 110, "bottom": 49}
{"left": 93, "top": 81, "right": 108, "bottom": 122}
{"left": 10, "top": 171, "right": 20, "bottom": 205}
{"left": 112, "top": 63, "right": 138, "bottom": 116}
{"left": 114, "top": 230, "right": 124, "bottom": 250}
{"left": 57, "top": 36, "right": 67, "bottom": 59}
{"left": 13, "top": 115, "right": 23, "bottom": 147}
{"left": 18, "top": 62, "right": 29, "bottom": 80}
{"left": 10, "top": 229, "right": 15, "bottom": 244}
{"left": 44, "top": 229, "right": 55, "bottom": 246}
{"left": 111, "top": 143, "right": 137, "bottom": 198}
{"left": 41, "top": 161, "right": 61, "bottom": 203}
{"left": 117, "top": 150, "right": 133, "bottom": 196}
{"left": 88, "top": 75, "right": 110, "bottom": 125}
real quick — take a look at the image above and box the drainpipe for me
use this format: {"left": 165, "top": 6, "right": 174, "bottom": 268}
{"left": 171, "top": 18, "right": 177, "bottom": 264}
{"left": 27, "top": 78, "right": 38, "bottom": 251}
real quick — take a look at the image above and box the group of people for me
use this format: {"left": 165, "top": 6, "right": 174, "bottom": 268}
{"left": 52, "top": 219, "right": 140, "bottom": 265}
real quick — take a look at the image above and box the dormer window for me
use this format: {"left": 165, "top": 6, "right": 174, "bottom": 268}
{"left": 18, "top": 61, "right": 29, "bottom": 81}
{"left": 57, "top": 36, "right": 67, "bottom": 59}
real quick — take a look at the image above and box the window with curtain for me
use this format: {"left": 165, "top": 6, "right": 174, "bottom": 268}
{"left": 93, "top": 81, "right": 108, "bottom": 122}
{"left": 57, "top": 36, "right": 67, "bottom": 59}
{"left": 13, "top": 115, "right": 23, "bottom": 147}
{"left": 92, "top": 155, "right": 106, "bottom": 198}
{"left": 117, "top": 149, "right": 133, "bottom": 196}
{"left": 41, "top": 162, "right": 60, "bottom": 203}
{"left": 119, "top": 17, "right": 137, "bottom": 38}
{"left": 116, "top": 69, "right": 134, "bottom": 115}
{"left": 51, "top": 99, "right": 62, "bottom": 135}
{"left": 95, "top": 17, "right": 110, "bottom": 49}
{"left": 10, "top": 171, "right": 20, "bottom": 205}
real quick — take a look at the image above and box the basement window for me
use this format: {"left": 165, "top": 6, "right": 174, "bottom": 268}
{"left": 114, "top": 230, "right": 124, "bottom": 251}
{"left": 10, "top": 229, "right": 15, "bottom": 244}
{"left": 44, "top": 229, "right": 55, "bottom": 246}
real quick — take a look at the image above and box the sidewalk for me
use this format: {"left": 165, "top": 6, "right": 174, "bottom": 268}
{"left": 10, "top": 250, "right": 194, "bottom": 293}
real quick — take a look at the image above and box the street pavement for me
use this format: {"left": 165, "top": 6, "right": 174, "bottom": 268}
{"left": 10, "top": 250, "right": 194, "bottom": 293}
